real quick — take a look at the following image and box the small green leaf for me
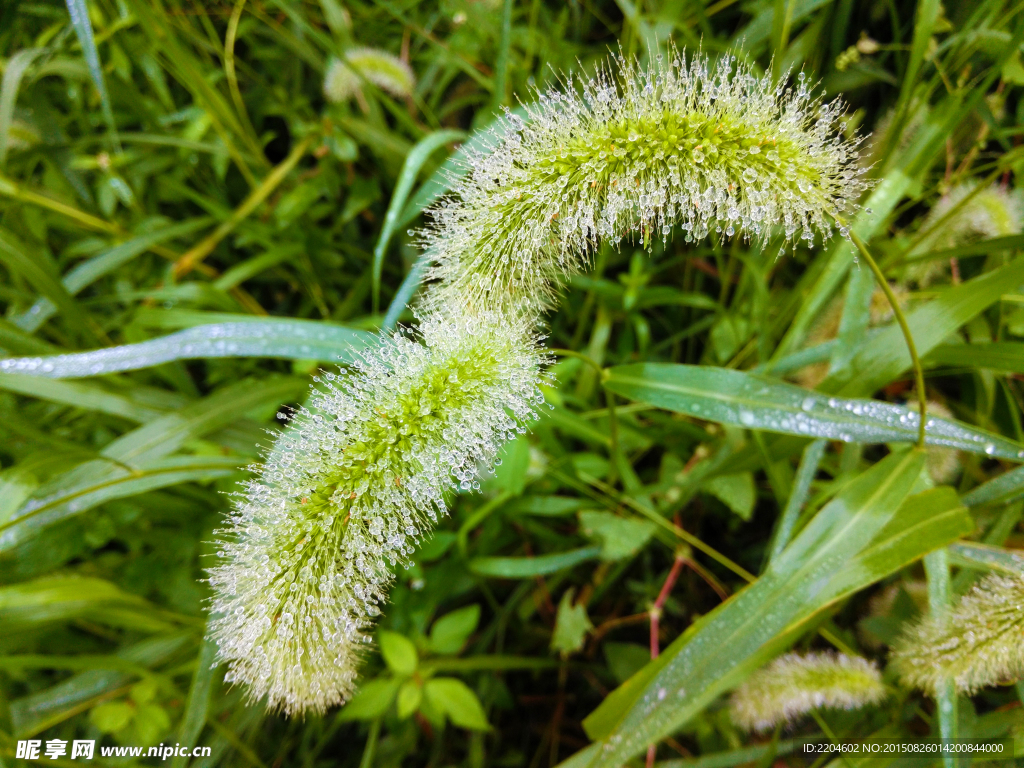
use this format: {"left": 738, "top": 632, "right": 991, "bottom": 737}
{"left": 491, "top": 435, "right": 531, "bottom": 496}
{"left": 577, "top": 511, "right": 655, "bottom": 561}
{"left": 396, "top": 679, "right": 422, "bottom": 720}
{"left": 423, "top": 678, "right": 490, "bottom": 731}
{"left": 550, "top": 588, "right": 593, "bottom": 658}
{"left": 129, "top": 679, "right": 158, "bottom": 705}
{"left": 378, "top": 631, "right": 418, "bottom": 676}
{"left": 338, "top": 677, "right": 402, "bottom": 722}
{"left": 416, "top": 531, "right": 457, "bottom": 562}
{"left": 89, "top": 702, "right": 134, "bottom": 734}
{"left": 703, "top": 472, "right": 757, "bottom": 520}
{"left": 132, "top": 703, "right": 171, "bottom": 744}
{"left": 603, "top": 642, "right": 651, "bottom": 685}
{"left": 429, "top": 605, "right": 481, "bottom": 655}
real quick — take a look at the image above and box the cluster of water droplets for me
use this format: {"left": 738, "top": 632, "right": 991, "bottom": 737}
{"left": 207, "top": 308, "right": 549, "bottom": 714}
{"left": 891, "top": 572, "right": 1024, "bottom": 695}
{"left": 419, "top": 49, "right": 868, "bottom": 315}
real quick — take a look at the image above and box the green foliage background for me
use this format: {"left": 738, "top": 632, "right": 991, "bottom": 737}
{"left": 2, "top": 0, "right": 1024, "bottom": 766}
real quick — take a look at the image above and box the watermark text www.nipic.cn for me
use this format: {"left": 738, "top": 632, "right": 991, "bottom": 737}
{"left": 16, "top": 740, "right": 213, "bottom": 760}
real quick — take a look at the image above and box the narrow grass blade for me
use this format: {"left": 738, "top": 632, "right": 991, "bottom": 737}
{"left": 825, "top": 257, "right": 1024, "bottom": 397}
{"left": 0, "top": 456, "right": 242, "bottom": 552}
{"left": 469, "top": 546, "right": 602, "bottom": 578}
{"left": 63, "top": 0, "right": 120, "bottom": 151}
{"left": 171, "top": 638, "right": 218, "bottom": 768}
{"left": 962, "top": 465, "right": 1024, "bottom": 508}
{"left": 13, "top": 218, "right": 213, "bottom": 333}
{"left": 947, "top": 542, "right": 1024, "bottom": 576}
{"left": 603, "top": 364, "right": 1024, "bottom": 460}
{"left": 372, "top": 129, "right": 464, "bottom": 312}
{"left": 0, "top": 373, "right": 162, "bottom": 422}
{"left": 0, "top": 49, "right": 44, "bottom": 167}
{"left": 579, "top": 455, "right": 971, "bottom": 767}
{"left": 925, "top": 343, "right": 1024, "bottom": 374}
{"left": 0, "top": 321, "right": 374, "bottom": 378}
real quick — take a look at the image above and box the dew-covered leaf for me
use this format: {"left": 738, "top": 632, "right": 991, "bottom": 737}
{"left": 603, "top": 364, "right": 1024, "bottom": 460}
{"left": 0, "top": 321, "right": 374, "bottom": 378}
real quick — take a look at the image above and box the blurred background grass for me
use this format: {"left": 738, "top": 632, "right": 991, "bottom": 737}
{"left": 2, "top": 0, "right": 1024, "bottom": 766}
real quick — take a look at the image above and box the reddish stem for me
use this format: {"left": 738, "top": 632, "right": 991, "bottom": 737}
{"left": 650, "top": 555, "right": 687, "bottom": 658}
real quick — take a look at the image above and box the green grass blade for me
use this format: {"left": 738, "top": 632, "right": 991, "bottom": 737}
{"left": 961, "top": 465, "right": 1024, "bottom": 508}
{"left": 824, "top": 257, "right": 1024, "bottom": 397}
{"left": 63, "top": 0, "right": 120, "bottom": 152}
{"left": 947, "top": 541, "right": 1024, "bottom": 576}
{"left": 469, "top": 546, "right": 602, "bottom": 578}
{"left": 372, "top": 129, "right": 465, "bottom": 313}
{"left": 0, "top": 373, "right": 162, "bottom": 422}
{"left": 13, "top": 218, "right": 213, "bottom": 333}
{"left": 171, "top": 638, "right": 218, "bottom": 768}
{"left": 0, "top": 321, "right": 374, "bottom": 378}
{"left": 0, "top": 456, "right": 242, "bottom": 552}
{"left": 603, "top": 364, "right": 1024, "bottom": 460}
{"left": 924, "top": 342, "right": 1024, "bottom": 374}
{"left": 0, "top": 49, "right": 45, "bottom": 168}
{"left": 579, "top": 457, "right": 972, "bottom": 767}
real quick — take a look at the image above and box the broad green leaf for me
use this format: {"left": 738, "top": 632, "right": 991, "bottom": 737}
{"left": 490, "top": 435, "right": 531, "bottom": 496}
{"left": 947, "top": 542, "right": 1024, "bottom": 575}
{"left": 338, "top": 677, "right": 402, "bottom": 722}
{"left": 429, "top": 605, "right": 481, "bottom": 655}
{"left": 550, "top": 589, "right": 593, "bottom": 657}
{"left": 962, "top": 465, "right": 1024, "bottom": 508}
{"left": 378, "top": 631, "right": 418, "bottom": 676}
{"left": 925, "top": 342, "right": 1024, "bottom": 374}
{"left": 0, "top": 321, "right": 374, "bottom": 378}
{"left": 423, "top": 678, "right": 489, "bottom": 731}
{"left": 604, "top": 364, "right": 1024, "bottom": 460}
{"left": 90, "top": 702, "right": 134, "bottom": 734}
{"left": 577, "top": 451, "right": 971, "bottom": 766}
{"left": 577, "top": 511, "right": 656, "bottom": 560}
{"left": 702, "top": 472, "right": 756, "bottom": 521}
{"left": 469, "top": 546, "right": 602, "bottom": 578}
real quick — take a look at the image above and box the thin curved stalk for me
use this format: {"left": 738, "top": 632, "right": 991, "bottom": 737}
{"left": 849, "top": 231, "right": 927, "bottom": 447}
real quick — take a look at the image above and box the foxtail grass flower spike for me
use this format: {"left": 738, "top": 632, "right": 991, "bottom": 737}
{"left": 418, "top": 49, "right": 868, "bottom": 316}
{"left": 891, "top": 572, "right": 1024, "bottom": 695}
{"left": 208, "top": 307, "right": 549, "bottom": 715}
{"left": 907, "top": 181, "right": 1024, "bottom": 286}
{"left": 730, "top": 652, "right": 888, "bottom": 732}
{"left": 324, "top": 48, "right": 415, "bottom": 104}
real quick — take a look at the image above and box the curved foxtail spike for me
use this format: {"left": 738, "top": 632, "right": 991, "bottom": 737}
{"left": 891, "top": 572, "right": 1024, "bottom": 695}
{"left": 730, "top": 651, "right": 888, "bottom": 732}
{"left": 417, "top": 48, "right": 869, "bottom": 317}
{"left": 208, "top": 307, "right": 550, "bottom": 715}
